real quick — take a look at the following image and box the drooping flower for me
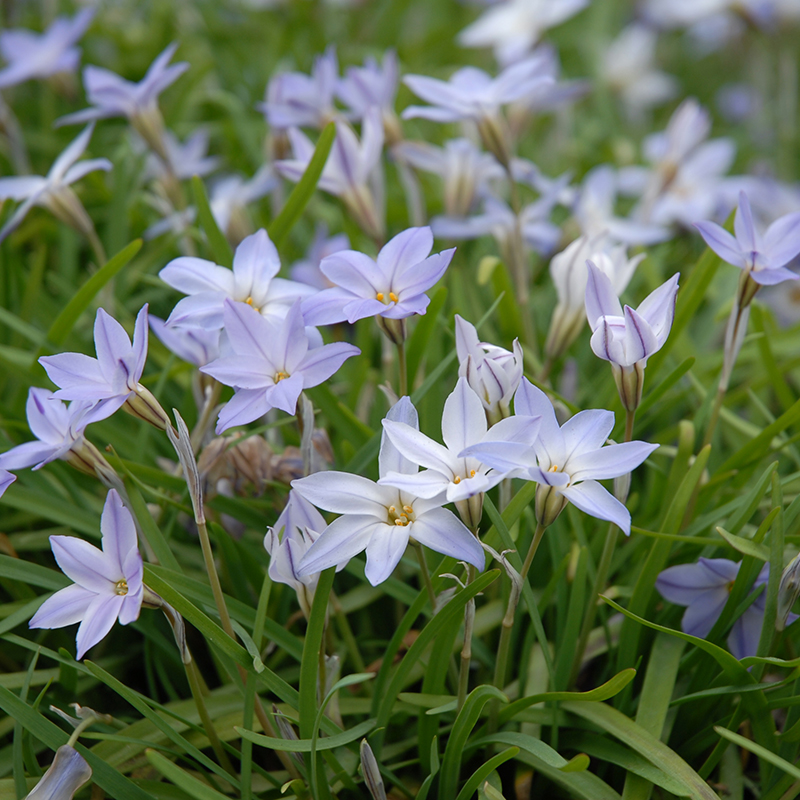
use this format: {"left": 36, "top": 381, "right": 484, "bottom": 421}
{"left": 276, "top": 109, "right": 385, "bottom": 241}
{"left": 301, "top": 226, "right": 454, "bottom": 336}
{"left": 379, "top": 377, "right": 541, "bottom": 527}
{"left": 457, "top": 0, "right": 589, "bottom": 65}
{"left": 260, "top": 47, "right": 339, "bottom": 131}
{"left": 265, "top": 490, "right": 347, "bottom": 617}
{"left": 0, "top": 9, "right": 94, "bottom": 90}
{"left": 39, "top": 305, "right": 169, "bottom": 430}
{"left": 656, "top": 558, "right": 798, "bottom": 659}
{"left": 0, "top": 388, "right": 110, "bottom": 476}
{"left": 461, "top": 379, "right": 658, "bottom": 533}
{"left": 294, "top": 397, "right": 485, "bottom": 586}
{"left": 57, "top": 43, "right": 189, "bottom": 162}
{"left": 29, "top": 489, "right": 143, "bottom": 660}
{"left": 200, "top": 299, "right": 360, "bottom": 433}
{"left": 23, "top": 745, "right": 92, "bottom": 800}
{"left": 455, "top": 315, "right": 523, "bottom": 425}
{"left": 695, "top": 190, "right": 800, "bottom": 287}
{"left": 0, "top": 123, "right": 111, "bottom": 245}
{"left": 159, "top": 228, "right": 316, "bottom": 330}
{"left": 585, "top": 262, "right": 680, "bottom": 411}
{"left": 149, "top": 316, "right": 220, "bottom": 368}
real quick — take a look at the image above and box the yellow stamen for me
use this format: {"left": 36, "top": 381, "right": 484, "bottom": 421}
{"left": 389, "top": 291, "right": 398, "bottom": 303}
{"left": 275, "top": 371, "right": 290, "bottom": 382}
{"left": 376, "top": 292, "right": 384, "bottom": 301}
{"left": 395, "top": 515, "right": 409, "bottom": 527}
{"left": 549, "top": 464, "right": 559, "bottom": 472}
{"left": 389, "top": 506, "right": 396, "bottom": 514}
{"left": 453, "top": 475, "right": 461, "bottom": 484}
{"left": 470, "top": 469, "right": 476, "bottom": 478}
{"left": 245, "top": 296, "right": 254, "bottom": 305}
{"left": 115, "top": 579, "right": 128, "bottom": 596}
{"left": 403, "top": 505, "right": 413, "bottom": 514}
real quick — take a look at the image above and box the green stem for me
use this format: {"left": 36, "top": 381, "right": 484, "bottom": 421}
{"left": 185, "top": 658, "right": 236, "bottom": 776}
{"left": 521, "top": 522, "right": 547, "bottom": 582}
{"left": 397, "top": 340, "right": 408, "bottom": 397}
{"left": 457, "top": 564, "right": 477, "bottom": 712}
{"left": 66, "top": 717, "right": 98, "bottom": 748}
{"left": 413, "top": 541, "right": 437, "bottom": 611}
{"left": 197, "top": 519, "right": 235, "bottom": 640}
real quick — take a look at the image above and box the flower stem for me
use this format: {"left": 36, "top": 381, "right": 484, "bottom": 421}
{"left": 413, "top": 541, "right": 437, "bottom": 611}
{"left": 457, "top": 564, "right": 477, "bottom": 712}
{"left": 185, "top": 658, "right": 236, "bottom": 776}
{"left": 520, "top": 522, "right": 547, "bottom": 582}
{"left": 397, "top": 340, "right": 408, "bottom": 397}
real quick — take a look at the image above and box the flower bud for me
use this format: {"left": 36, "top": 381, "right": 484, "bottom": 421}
{"left": 376, "top": 315, "right": 407, "bottom": 345}
{"left": 778, "top": 552, "right": 800, "bottom": 632}
{"left": 25, "top": 745, "right": 91, "bottom": 800}
{"left": 123, "top": 386, "right": 172, "bottom": 431}
{"left": 455, "top": 493, "right": 484, "bottom": 531}
{"left": 611, "top": 362, "right": 645, "bottom": 413}
{"left": 342, "top": 185, "right": 385, "bottom": 244}
{"left": 360, "top": 739, "right": 387, "bottom": 800}
{"left": 535, "top": 484, "right": 568, "bottom": 528}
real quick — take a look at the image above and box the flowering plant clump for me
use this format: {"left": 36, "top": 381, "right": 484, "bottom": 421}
{"left": 2, "top": 2, "right": 800, "bottom": 798}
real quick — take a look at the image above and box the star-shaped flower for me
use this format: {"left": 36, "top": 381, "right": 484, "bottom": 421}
{"left": 301, "top": 226, "right": 454, "bottom": 326}
{"left": 159, "top": 228, "right": 316, "bottom": 330}
{"left": 200, "top": 299, "right": 360, "bottom": 433}
{"left": 0, "top": 9, "right": 94, "bottom": 89}
{"left": 29, "top": 489, "right": 143, "bottom": 660}
{"left": 461, "top": 379, "right": 658, "bottom": 532}
{"left": 695, "top": 190, "right": 800, "bottom": 286}
{"left": 293, "top": 397, "right": 485, "bottom": 586}
{"left": 0, "top": 123, "right": 111, "bottom": 244}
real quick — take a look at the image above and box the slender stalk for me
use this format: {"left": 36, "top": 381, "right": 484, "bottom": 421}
{"left": 397, "top": 340, "right": 408, "bottom": 397}
{"left": 66, "top": 716, "right": 100, "bottom": 749}
{"left": 413, "top": 541, "right": 437, "bottom": 611}
{"left": 197, "top": 519, "right": 236, "bottom": 640}
{"left": 190, "top": 379, "right": 222, "bottom": 453}
{"left": 86, "top": 227, "right": 107, "bottom": 268}
{"left": 624, "top": 408, "right": 636, "bottom": 444}
{"left": 458, "top": 564, "right": 477, "bottom": 711}
{"left": 185, "top": 658, "right": 236, "bottom": 776}
{"left": 520, "top": 522, "right": 547, "bottom": 582}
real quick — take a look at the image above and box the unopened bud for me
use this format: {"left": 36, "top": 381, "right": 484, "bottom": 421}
{"left": 476, "top": 114, "right": 512, "bottom": 171}
{"left": 611, "top": 362, "right": 645, "bottom": 414}
{"left": 360, "top": 739, "right": 387, "bottom": 800}
{"left": 124, "top": 386, "right": 171, "bottom": 431}
{"left": 455, "top": 493, "right": 484, "bottom": 531}
{"left": 342, "top": 185, "right": 385, "bottom": 244}
{"left": 778, "top": 552, "right": 800, "bottom": 631}
{"left": 535, "top": 484, "right": 568, "bottom": 528}
{"left": 376, "top": 315, "right": 407, "bottom": 345}
{"left": 274, "top": 705, "right": 305, "bottom": 768}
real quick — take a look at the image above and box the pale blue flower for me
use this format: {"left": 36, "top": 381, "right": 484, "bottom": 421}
{"left": 159, "top": 228, "right": 316, "bottom": 330}
{"left": 290, "top": 224, "right": 350, "bottom": 290}
{"left": 148, "top": 316, "right": 220, "bottom": 368}
{"left": 337, "top": 50, "right": 399, "bottom": 122}
{"left": 145, "top": 129, "right": 221, "bottom": 182}
{"left": 0, "top": 123, "right": 111, "bottom": 244}
{"left": 29, "top": 489, "right": 143, "bottom": 660}
{"left": 461, "top": 379, "right": 658, "bottom": 532}
{"left": 695, "top": 191, "right": 800, "bottom": 286}
{"left": 57, "top": 43, "right": 188, "bottom": 128}
{"left": 293, "top": 397, "right": 485, "bottom": 586}
{"left": 0, "top": 9, "right": 94, "bottom": 89}
{"left": 656, "top": 558, "right": 797, "bottom": 659}
{"left": 301, "top": 226, "right": 454, "bottom": 326}
{"left": 200, "top": 299, "right": 359, "bottom": 432}
{"left": 23, "top": 745, "right": 91, "bottom": 800}
{"left": 260, "top": 47, "right": 339, "bottom": 130}
{"left": 0, "top": 470, "right": 14, "bottom": 499}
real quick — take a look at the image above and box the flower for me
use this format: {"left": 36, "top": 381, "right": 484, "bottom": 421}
{"left": 455, "top": 315, "right": 523, "bottom": 424}
{"left": 159, "top": 228, "right": 316, "bottom": 330}
{"left": 545, "top": 235, "right": 644, "bottom": 362}
{"left": 276, "top": 109, "right": 385, "bottom": 241}
{"left": 23, "top": 745, "right": 92, "bottom": 800}
{"left": 379, "top": 377, "right": 541, "bottom": 527}
{"left": 149, "top": 316, "right": 220, "bottom": 367}
{"left": 301, "top": 226, "right": 454, "bottom": 328}
{"left": 293, "top": 397, "right": 485, "bottom": 586}
{"left": 57, "top": 43, "right": 188, "bottom": 161}
{"left": 290, "top": 224, "right": 351, "bottom": 290}
{"left": 337, "top": 50, "right": 401, "bottom": 142}
{"left": 656, "top": 558, "right": 797, "bottom": 659}
{"left": 461, "top": 379, "right": 658, "bottom": 532}
{"left": 265, "top": 490, "right": 346, "bottom": 617}
{"left": 600, "top": 24, "right": 678, "bottom": 119}
{"left": 0, "top": 388, "right": 107, "bottom": 474}
{"left": 0, "top": 123, "right": 111, "bottom": 245}
{"left": 585, "top": 263, "right": 679, "bottom": 410}
{"left": 39, "top": 305, "right": 169, "bottom": 429}
{"left": 694, "top": 190, "right": 800, "bottom": 286}
{"left": 29, "top": 489, "right": 143, "bottom": 660}
{"left": 0, "top": 470, "right": 14, "bottom": 499}
{"left": 260, "top": 47, "right": 339, "bottom": 130}
{"left": 394, "top": 138, "right": 503, "bottom": 217}
{"left": 457, "top": 0, "right": 589, "bottom": 65}
{"left": 144, "top": 128, "right": 221, "bottom": 182}
{"left": 200, "top": 299, "right": 360, "bottom": 433}
{"left": 0, "top": 9, "right": 94, "bottom": 90}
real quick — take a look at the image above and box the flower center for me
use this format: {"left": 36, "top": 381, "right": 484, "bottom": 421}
{"left": 549, "top": 464, "right": 559, "bottom": 472}
{"left": 453, "top": 469, "right": 477, "bottom": 485}
{"left": 275, "top": 371, "right": 290, "bottom": 382}
{"left": 376, "top": 291, "right": 399, "bottom": 304}
{"left": 115, "top": 579, "right": 128, "bottom": 596}
{"left": 388, "top": 504, "right": 414, "bottom": 527}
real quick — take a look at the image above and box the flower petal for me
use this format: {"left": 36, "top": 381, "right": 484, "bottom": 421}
{"left": 50, "top": 535, "right": 115, "bottom": 592}
{"left": 560, "top": 480, "right": 631, "bottom": 533}
{"left": 29, "top": 583, "right": 95, "bottom": 630}
{"left": 410, "top": 507, "right": 484, "bottom": 570}
{"left": 232, "top": 229, "right": 281, "bottom": 300}
{"left": 297, "top": 515, "right": 382, "bottom": 577}
{"left": 75, "top": 593, "right": 124, "bottom": 659}
{"left": 693, "top": 221, "right": 745, "bottom": 269}
{"left": 292, "top": 471, "right": 391, "bottom": 517}
{"left": 364, "top": 524, "right": 410, "bottom": 585}
{"left": 441, "top": 377, "right": 487, "bottom": 454}
{"left": 568, "top": 440, "right": 658, "bottom": 482}
{"left": 214, "top": 388, "right": 269, "bottom": 434}
{"left": 100, "top": 489, "right": 138, "bottom": 575}
{"left": 681, "top": 588, "right": 729, "bottom": 639}
{"left": 381, "top": 420, "right": 458, "bottom": 477}
{"left": 379, "top": 396, "right": 420, "bottom": 478}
